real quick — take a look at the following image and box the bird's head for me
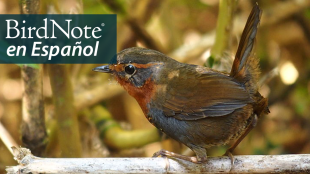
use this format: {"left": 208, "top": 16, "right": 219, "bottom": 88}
{"left": 93, "top": 47, "right": 176, "bottom": 87}
{"left": 93, "top": 47, "right": 176, "bottom": 113}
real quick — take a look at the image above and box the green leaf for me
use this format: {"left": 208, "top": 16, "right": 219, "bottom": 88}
{"left": 205, "top": 55, "right": 215, "bottom": 68}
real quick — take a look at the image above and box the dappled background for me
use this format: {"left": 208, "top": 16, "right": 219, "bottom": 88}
{"left": 0, "top": 0, "right": 310, "bottom": 173}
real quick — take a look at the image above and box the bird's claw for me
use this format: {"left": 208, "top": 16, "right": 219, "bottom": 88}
{"left": 224, "top": 150, "right": 235, "bottom": 171}
{"left": 152, "top": 149, "right": 170, "bottom": 171}
{"left": 152, "top": 149, "right": 170, "bottom": 157}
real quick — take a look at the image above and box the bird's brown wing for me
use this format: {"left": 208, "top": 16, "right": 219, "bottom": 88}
{"left": 160, "top": 70, "right": 252, "bottom": 120}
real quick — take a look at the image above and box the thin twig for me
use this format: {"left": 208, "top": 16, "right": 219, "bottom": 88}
{"left": 0, "top": 122, "right": 18, "bottom": 155}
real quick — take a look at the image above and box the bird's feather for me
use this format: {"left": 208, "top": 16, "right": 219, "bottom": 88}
{"left": 156, "top": 66, "right": 253, "bottom": 120}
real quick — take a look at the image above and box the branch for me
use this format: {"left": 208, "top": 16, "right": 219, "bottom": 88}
{"left": 6, "top": 147, "right": 310, "bottom": 174}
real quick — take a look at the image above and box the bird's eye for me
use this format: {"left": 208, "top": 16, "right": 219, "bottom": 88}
{"left": 124, "top": 64, "right": 136, "bottom": 75}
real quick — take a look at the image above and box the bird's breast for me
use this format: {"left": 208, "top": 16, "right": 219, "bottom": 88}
{"left": 114, "top": 75, "right": 157, "bottom": 116}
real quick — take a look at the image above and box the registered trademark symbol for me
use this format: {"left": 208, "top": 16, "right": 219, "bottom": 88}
{"left": 101, "top": 23, "right": 105, "bottom": 27}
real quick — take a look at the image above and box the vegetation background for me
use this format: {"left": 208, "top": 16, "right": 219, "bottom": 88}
{"left": 0, "top": 0, "right": 310, "bottom": 173}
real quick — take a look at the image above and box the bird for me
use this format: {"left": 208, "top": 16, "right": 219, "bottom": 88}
{"left": 93, "top": 4, "right": 269, "bottom": 164}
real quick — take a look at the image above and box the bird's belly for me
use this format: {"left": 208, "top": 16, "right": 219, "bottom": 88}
{"left": 148, "top": 105, "right": 253, "bottom": 149}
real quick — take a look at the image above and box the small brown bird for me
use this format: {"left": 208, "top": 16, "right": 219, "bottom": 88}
{"left": 93, "top": 4, "right": 269, "bottom": 164}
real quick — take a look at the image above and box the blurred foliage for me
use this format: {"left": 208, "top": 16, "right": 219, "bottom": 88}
{"left": 1, "top": 0, "right": 310, "bottom": 173}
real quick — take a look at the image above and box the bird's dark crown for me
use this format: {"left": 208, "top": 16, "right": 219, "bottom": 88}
{"left": 115, "top": 47, "right": 176, "bottom": 65}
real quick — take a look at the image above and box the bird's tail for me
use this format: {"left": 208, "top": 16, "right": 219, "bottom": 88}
{"left": 230, "top": 4, "right": 262, "bottom": 95}
{"left": 230, "top": 4, "right": 269, "bottom": 116}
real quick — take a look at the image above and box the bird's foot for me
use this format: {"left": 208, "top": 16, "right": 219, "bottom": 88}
{"left": 223, "top": 149, "right": 235, "bottom": 171}
{"left": 153, "top": 149, "right": 205, "bottom": 163}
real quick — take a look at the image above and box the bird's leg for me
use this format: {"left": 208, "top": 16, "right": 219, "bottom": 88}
{"left": 224, "top": 114, "right": 258, "bottom": 165}
{"left": 153, "top": 147, "right": 207, "bottom": 163}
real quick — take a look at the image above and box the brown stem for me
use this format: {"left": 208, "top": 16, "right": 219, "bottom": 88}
{"left": 21, "top": 65, "right": 47, "bottom": 156}
{"left": 48, "top": 65, "right": 82, "bottom": 157}
{"left": 19, "top": 0, "right": 47, "bottom": 157}
{"left": 211, "top": 0, "right": 239, "bottom": 61}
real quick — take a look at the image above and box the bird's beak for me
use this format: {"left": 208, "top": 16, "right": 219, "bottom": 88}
{"left": 92, "top": 65, "right": 112, "bottom": 73}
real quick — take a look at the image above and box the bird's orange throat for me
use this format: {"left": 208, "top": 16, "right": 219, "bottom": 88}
{"left": 114, "top": 75, "right": 156, "bottom": 115}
